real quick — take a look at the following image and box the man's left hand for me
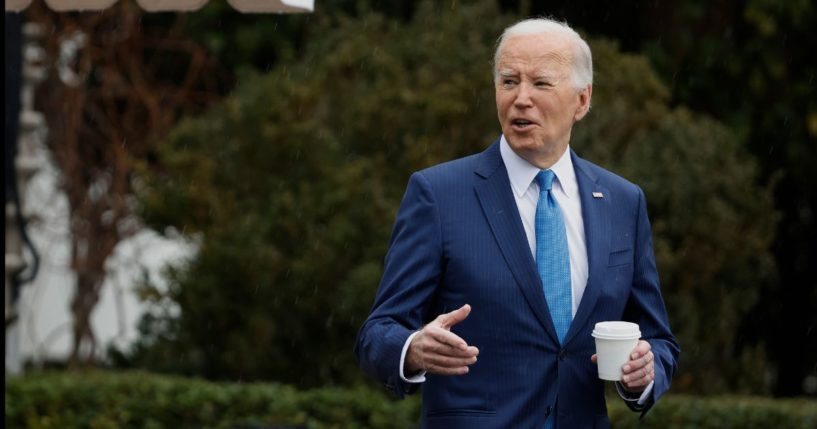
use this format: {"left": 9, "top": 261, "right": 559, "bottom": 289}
{"left": 591, "top": 340, "right": 654, "bottom": 393}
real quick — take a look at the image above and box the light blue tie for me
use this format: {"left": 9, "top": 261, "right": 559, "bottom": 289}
{"left": 536, "top": 170, "right": 572, "bottom": 429}
{"left": 535, "top": 169, "right": 572, "bottom": 342}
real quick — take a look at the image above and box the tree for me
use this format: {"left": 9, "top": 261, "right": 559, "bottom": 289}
{"left": 574, "top": 40, "right": 776, "bottom": 392}
{"left": 637, "top": 0, "right": 817, "bottom": 396}
{"left": 125, "top": 0, "right": 775, "bottom": 392}
{"left": 25, "top": 1, "right": 224, "bottom": 365}
{"left": 121, "top": 0, "right": 507, "bottom": 387}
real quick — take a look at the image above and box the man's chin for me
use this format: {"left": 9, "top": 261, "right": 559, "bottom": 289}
{"left": 506, "top": 135, "right": 540, "bottom": 152}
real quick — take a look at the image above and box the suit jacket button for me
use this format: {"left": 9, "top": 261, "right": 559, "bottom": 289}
{"left": 559, "top": 349, "right": 567, "bottom": 361}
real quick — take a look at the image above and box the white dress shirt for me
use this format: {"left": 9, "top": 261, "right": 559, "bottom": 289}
{"left": 499, "top": 136, "right": 588, "bottom": 317}
{"left": 399, "top": 135, "right": 652, "bottom": 405}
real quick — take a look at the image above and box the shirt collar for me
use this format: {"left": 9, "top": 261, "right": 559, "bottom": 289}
{"left": 499, "top": 135, "right": 578, "bottom": 199}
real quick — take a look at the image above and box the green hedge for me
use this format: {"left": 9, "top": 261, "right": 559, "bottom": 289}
{"left": 4, "top": 371, "right": 418, "bottom": 429}
{"left": 609, "top": 392, "right": 817, "bottom": 429}
{"left": 5, "top": 371, "right": 816, "bottom": 428}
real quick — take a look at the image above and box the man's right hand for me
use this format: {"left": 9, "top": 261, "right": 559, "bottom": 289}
{"left": 405, "top": 304, "right": 480, "bottom": 376}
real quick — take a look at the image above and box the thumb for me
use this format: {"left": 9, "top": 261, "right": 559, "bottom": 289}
{"left": 437, "top": 304, "right": 471, "bottom": 330}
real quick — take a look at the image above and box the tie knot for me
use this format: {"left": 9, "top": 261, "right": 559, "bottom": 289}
{"left": 536, "top": 169, "right": 556, "bottom": 192}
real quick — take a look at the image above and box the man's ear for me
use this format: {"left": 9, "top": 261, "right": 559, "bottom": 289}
{"left": 574, "top": 84, "right": 593, "bottom": 122}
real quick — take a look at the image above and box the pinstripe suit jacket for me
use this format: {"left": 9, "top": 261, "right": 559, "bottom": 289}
{"left": 355, "top": 140, "right": 679, "bottom": 428}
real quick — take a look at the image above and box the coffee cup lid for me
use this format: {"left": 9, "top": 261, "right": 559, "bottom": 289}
{"left": 592, "top": 321, "right": 641, "bottom": 339}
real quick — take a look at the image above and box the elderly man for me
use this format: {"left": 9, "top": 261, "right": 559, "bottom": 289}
{"left": 355, "top": 17, "right": 679, "bottom": 428}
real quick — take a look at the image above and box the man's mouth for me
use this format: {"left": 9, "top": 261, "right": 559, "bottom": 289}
{"left": 511, "top": 119, "right": 535, "bottom": 130}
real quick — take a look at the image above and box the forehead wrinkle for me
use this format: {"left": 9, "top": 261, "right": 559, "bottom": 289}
{"left": 498, "top": 47, "right": 573, "bottom": 71}
{"left": 539, "top": 49, "right": 572, "bottom": 66}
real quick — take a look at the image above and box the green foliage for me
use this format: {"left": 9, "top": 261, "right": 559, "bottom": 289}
{"left": 4, "top": 371, "right": 419, "bottom": 429}
{"left": 6, "top": 371, "right": 817, "bottom": 429}
{"left": 643, "top": 0, "right": 817, "bottom": 396}
{"left": 126, "top": 1, "right": 511, "bottom": 387}
{"left": 122, "top": 0, "right": 775, "bottom": 394}
{"left": 573, "top": 39, "right": 777, "bottom": 393}
{"left": 611, "top": 394, "right": 817, "bottom": 429}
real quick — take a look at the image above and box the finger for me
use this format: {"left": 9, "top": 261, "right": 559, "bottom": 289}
{"left": 590, "top": 354, "right": 597, "bottom": 363}
{"left": 427, "top": 325, "right": 471, "bottom": 352}
{"left": 424, "top": 341, "right": 478, "bottom": 358}
{"left": 437, "top": 304, "right": 472, "bottom": 330}
{"left": 424, "top": 363, "right": 471, "bottom": 376}
{"left": 622, "top": 366, "right": 654, "bottom": 387}
{"left": 423, "top": 353, "right": 478, "bottom": 369}
{"left": 642, "top": 351, "right": 654, "bottom": 368}
{"left": 630, "top": 340, "right": 651, "bottom": 360}
{"left": 415, "top": 325, "right": 479, "bottom": 357}
{"left": 622, "top": 360, "right": 644, "bottom": 375}
{"left": 637, "top": 367, "right": 654, "bottom": 386}
{"left": 641, "top": 340, "right": 652, "bottom": 350}
{"left": 624, "top": 351, "right": 654, "bottom": 374}
{"left": 621, "top": 373, "right": 639, "bottom": 387}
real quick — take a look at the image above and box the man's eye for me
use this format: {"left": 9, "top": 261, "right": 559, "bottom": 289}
{"left": 503, "top": 79, "right": 517, "bottom": 87}
{"left": 535, "top": 81, "right": 553, "bottom": 88}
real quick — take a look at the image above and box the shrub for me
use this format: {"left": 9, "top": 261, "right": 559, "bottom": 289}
{"left": 6, "top": 371, "right": 816, "bottom": 429}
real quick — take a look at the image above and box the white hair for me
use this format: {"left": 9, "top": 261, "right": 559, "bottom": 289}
{"left": 493, "top": 18, "right": 593, "bottom": 89}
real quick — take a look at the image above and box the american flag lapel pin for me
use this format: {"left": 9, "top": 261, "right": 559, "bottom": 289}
{"left": 592, "top": 192, "right": 604, "bottom": 199}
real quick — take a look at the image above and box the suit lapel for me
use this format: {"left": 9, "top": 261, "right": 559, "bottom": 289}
{"left": 473, "top": 142, "right": 559, "bottom": 343}
{"left": 564, "top": 152, "right": 611, "bottom": 345}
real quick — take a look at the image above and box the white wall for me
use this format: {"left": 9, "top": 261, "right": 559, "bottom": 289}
{"left": 8, "top": 151, "right": 195, "bottom": 370}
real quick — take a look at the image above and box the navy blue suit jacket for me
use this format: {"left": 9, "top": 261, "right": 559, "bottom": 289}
{"left": 355, "top": 140, "right": 679, "bottom": 428}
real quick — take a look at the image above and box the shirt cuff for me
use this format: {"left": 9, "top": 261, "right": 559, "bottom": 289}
{"left": 399, "top": 331, "right": 427, "bottom": 383}
{"left": 615, "top": 380, "right": 654, "bottom": 406}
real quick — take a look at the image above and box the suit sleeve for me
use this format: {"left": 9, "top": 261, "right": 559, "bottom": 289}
{"left": 354, "top": 172, "right": 443, "bottom": 397}
{"left": 623, "top": 186, "right": 680, "bottom": 416}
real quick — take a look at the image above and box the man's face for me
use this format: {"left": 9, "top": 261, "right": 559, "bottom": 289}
{"left": 495, "top": 33, "right": 591, "bottom": 167}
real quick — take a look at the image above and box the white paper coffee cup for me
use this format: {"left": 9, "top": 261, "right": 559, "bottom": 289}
{"left": 592, "top": 321, "right": 641, "bottom": 381}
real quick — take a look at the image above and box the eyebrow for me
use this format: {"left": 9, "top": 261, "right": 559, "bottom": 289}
{"left": 498, "top": 70, "right": 558, "bottom": 80}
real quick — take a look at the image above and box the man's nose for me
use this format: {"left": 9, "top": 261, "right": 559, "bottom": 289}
{"left": 513, "top": 83, "right": 533, "bottom": 107}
